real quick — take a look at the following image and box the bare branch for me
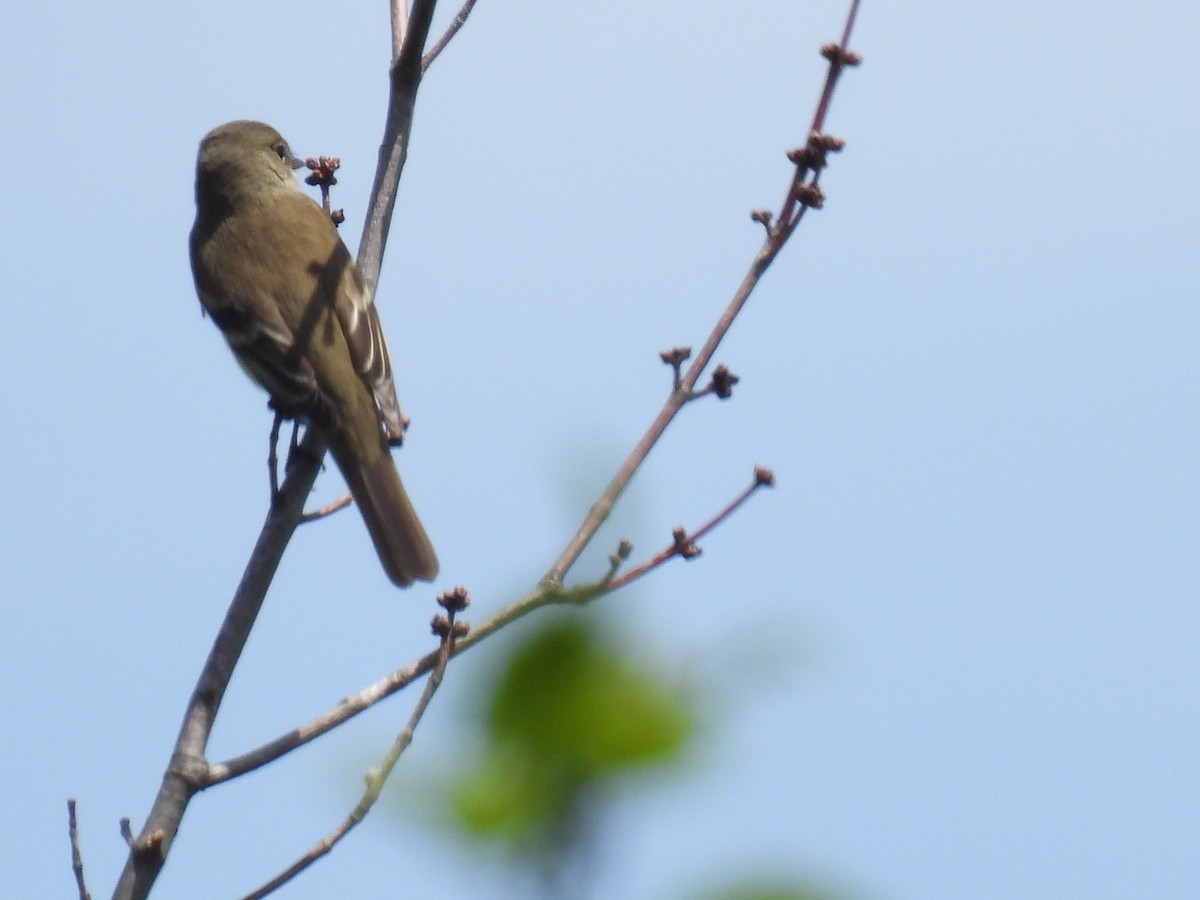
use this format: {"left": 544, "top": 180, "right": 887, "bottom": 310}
{"left": 358, "top": 0, "right": 441, "bottom": 292}
{"left": 238, "top": 591, "right": 468, "bottom": 900}
{"left": 422, "top": 0, "right": 480, "bottom": 71}
{"left": 112, "top": 434, "right": 317, "bottom": 899}
{"left": 774, "top": 1, "right": 862, "bottom": 238}
{"left": 542, "top": 246, "right": 766, "bottom": 586}
{"left": 211, "top": 583, "right": 550, "bottom": 784}
{"left": 298, "top": 493, "right": 352, "bottom": 523}
{"left": 544, "top": 10, "right": 862, "bottom": 586}
{"left": 205, "top": 644, "right": 440, "bottom": 785}
{"left": 67, "top": 799, "right": 92, "bottom": 900}
{"left": 267, "top": 412, "right": 282, "bottom": 500}
{"left": 605, "top": 467, "right": 776, "bottom": 591}
{"left": 659, "top": 346, "right": 692, "bottom": 392}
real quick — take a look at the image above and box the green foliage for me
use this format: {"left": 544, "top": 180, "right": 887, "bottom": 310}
{"left": 450, "top": 617, "right": 694, "bottom": 854}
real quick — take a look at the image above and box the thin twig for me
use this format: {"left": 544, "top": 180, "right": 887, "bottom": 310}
{"left": 775, "top": 0, "right": 862, "bottom": 238}
{"left": 267, "top": 413, "right": 282, "bottom": 500}
{"left": 358, "top": 0, "right": 440, "bottom": 293}
{"left": 205, "top": 645, "right": 440, "bottom": 785}
{"left": 67, "top": 799, "right": 92, "bottom": 900}
{"left": 239, "top": 592, "right": 468, "bottom": 900}
{"left": 422, "top": 0, "right": 480, "bottom": 70}
{"left": 544, "top": 12, "right": 861, "bottom": 587}
{"left": 209, "top": 582, "right": 553, "bottom": 785}
{"left": 605, "top": 467, "right": 775, "bottom": 591}
{"left": 298, "top": 493, "right": 353, "bottom": 523}
{"left": 302, "top": 156, "right": 345, "bottom": 225}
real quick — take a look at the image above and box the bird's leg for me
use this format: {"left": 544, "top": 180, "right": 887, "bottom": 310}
{"left": 267, "top": 409, "right": 284, "bottom": 504}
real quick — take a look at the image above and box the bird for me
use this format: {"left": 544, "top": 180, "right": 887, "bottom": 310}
{"left": 189, "top": 120, "right": 437, "bottom": 587}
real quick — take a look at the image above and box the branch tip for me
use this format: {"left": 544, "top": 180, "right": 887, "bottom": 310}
{"left": 754, "top": 465, "right": 776, "bottom": 488}
{"left": 303, "top": 156, "right": 341, "bottom": 188}
{"left": 68, "top": 798, "right": 92, "bottom": 900}
{"left": 660, "top": 346, "right": 692, "bottom": 368}
{"left": 660, "top": 345, "right": 693, "bottom": 391}
{"left": 434, "top": 587, "right": 472, "bottom": 639}
{"left": 304, "top": 155, "right": 343, "bottom": 221}
{"left": 436, "top": 585, "right": 471, "bottom": 614}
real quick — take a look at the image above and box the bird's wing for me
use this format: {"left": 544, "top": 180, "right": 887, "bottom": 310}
{"left": 190, "top": 198, "right": 324, "bottom": 418}
{"left": 195, "top": 283, "right": 323, "bottom": 418}
{"left": 331, "top": 260, "right": 408, "bottom": 444}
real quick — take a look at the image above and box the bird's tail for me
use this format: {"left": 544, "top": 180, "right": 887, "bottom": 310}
{"left": 326, "top": 439, "right": 439, "bottom": 587}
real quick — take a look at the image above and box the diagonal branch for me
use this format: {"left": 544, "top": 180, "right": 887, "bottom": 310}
{"left": 110, "top": 448, "right": 315, "bottom": 900}
{"left": 545, "top": 6, "right": 861, "bottom": 586}
{"left": 358, "top": 0, "right": 439, "bottom": 294}
{"left": 68, "top": 799, "right": 92, "bottom": 900}
{"left": 238, "top": 592, "right": 467, "bottom": 899}
{"left": 422, "top": 0, "right": 480, "bottom": 70}
{"left": 205, "top": 644, "right": 440, "bottom": 785}
{"left": 603, "top": 466, "right": 776, "bottom": 592}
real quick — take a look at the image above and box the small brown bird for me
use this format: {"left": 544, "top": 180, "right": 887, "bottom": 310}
{"left": 189, "top": 120, "right": 437, "bottom": 586}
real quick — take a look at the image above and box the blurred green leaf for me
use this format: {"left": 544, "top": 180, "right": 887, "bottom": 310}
{"left": 449, "top": 617, "right": 695, "bottom": 853}
{"left": 452, "top": 743, "right": 554, "bottom": 842}
{"left": 489, "top": 619, "right": 693, "bottom": 772}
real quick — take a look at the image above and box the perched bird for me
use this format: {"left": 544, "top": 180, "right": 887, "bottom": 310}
{"left": 189, "top": 120, "right": 437, "bottom": 587}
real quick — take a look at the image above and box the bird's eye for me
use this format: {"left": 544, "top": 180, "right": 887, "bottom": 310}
{"left": 274, "top": 142, "right": 289, "bottom": 160}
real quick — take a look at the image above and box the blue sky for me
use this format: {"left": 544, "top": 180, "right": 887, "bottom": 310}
{"left": 2, "top": 1, "right": 1197, "bottom": 898}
